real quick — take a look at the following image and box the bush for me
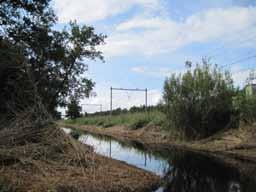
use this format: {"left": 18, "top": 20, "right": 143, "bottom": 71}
{"left": 233, "top": 92, "right": 256, "bottom": 124}
{"left": 163, "top": 60, "right": 236, "bottom": 139}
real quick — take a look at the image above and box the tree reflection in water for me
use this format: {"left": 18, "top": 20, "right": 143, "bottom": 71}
{"left": 159, "top": 150, "right": 255, "bottom": 192}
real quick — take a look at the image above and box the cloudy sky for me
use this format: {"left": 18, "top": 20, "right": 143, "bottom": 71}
{"left": 53, "top": 0, "right": 256, "bottom": 113}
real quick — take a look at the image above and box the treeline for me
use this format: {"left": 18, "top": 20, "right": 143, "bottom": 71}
{"left": 0, "top": 0, "right": 105, "bottom": 123}
{"left": 84, "top": 105, "right": 163, "bottom": 117}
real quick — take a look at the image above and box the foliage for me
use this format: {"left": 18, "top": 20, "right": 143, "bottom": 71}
{"left": 84, "top": 105, "right": 162, "bottom": 117}
{"left": 0, "top": 39, "right": 40, "bottom": 123}
{"left": 66, "top": 97, "right": 82, "bottom": 119}
{"left": 163, "top": 60, "right": 236, "bottom": 139}
{"left": 0, "top": 0, "right": 105, "bottom": 116}
{"left": 65, "top": 111, "right": 165, "bottom": 129}
{"left": 233, "top": 92, "right": 256, "bottom": 124}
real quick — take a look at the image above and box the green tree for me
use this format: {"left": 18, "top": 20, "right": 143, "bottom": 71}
{"left": 0, "top": 0, "right": 106, "bottom": 116}
{"left": 66, "top": 97, "right": 82, "bottom": 119}
{"left": 163, "top": 59, "right": 236, "bottom": 139}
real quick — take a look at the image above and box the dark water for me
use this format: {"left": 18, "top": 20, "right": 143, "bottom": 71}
{"left": 62, "top": 128, "right": 256, "bottom": 192}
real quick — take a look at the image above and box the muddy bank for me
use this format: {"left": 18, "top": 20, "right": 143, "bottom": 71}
{"left": 0, "top": 125, "right": 160, "bottom": 192}
{"left": 61, "top": 123, "right": 256, "bottom": 164}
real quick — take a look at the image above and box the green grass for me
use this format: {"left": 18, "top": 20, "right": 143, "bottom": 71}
{"left": 64, "top": 111, "right": 165, "bottom": 130}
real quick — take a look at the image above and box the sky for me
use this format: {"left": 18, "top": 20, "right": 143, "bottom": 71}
{"left": 53, "top": 0, "right": 256, "bottom": 113}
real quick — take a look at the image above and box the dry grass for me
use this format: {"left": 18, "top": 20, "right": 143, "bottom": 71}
{"left": 0, "top": 106, "right": 159, "bottom": 192}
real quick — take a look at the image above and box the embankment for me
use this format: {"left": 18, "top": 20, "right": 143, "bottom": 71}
{"left": 61, "top": 123, "right": 256, "bottom": 164}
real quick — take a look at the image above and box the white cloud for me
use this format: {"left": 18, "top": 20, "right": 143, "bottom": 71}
{"left": 53, "top": 0, "right": 161, "bottom": 23}
{"left": 116, "top": 17, "right": 174, "bottom": 31}
{"left": 131, "top": 67, "right": 147, "bottom": 73}
{"left": 54, "top": 1, "right": 256, "bottom": 57}
{"left": 101, "top": 6, "right": 256, "bottom": 57}
{"left": 131, "top": 66, "right": 185, "bottom": 78}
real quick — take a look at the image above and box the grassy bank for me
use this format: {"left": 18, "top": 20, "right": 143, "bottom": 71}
{"left": 65, "top": 111, "right": 165, "bottom": 130}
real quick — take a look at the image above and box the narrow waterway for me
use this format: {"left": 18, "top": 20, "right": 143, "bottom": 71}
{"left": 63, "top": 128, "right": 256, "bottom": 192}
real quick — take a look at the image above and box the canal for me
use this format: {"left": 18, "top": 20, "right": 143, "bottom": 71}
{"left": 63, "top": 128, "right": 256, "bottom": 192}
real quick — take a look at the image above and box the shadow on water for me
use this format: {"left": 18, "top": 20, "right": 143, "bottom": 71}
{"left": 63, "top": 128, "right": 256, "bottom": 192}
{"left": 157, "top": 150, "right": 256, "bottom": 192}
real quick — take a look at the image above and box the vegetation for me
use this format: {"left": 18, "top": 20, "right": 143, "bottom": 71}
{"left": 162, "top": 60, "right": 256, "bottom": 140}
{"left": 66, "top": 97, "right": 82, "bottom": 119}
{"left": 233, "top": 92, "right": 256, "bottom": 124}
{"left": 0, "top": 0, "right": 105, "bottom": 118}
{"left": 163, "top": 60, "right": 236, "bottom": 139}
{"left": 84, "top": 105, "right": 162, "bottom": 117}
{"left": 65, "top": 110, "right": 165, "bottom": 130}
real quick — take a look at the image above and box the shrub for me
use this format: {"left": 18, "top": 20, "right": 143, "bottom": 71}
{"left": 233, "top": 92, "right": 256, "bottom": 124}
{"left": 163, "top": 60, "right": 236, "bottom": 139}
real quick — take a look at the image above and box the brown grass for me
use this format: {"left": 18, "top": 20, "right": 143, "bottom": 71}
{"left": 0, "top": 107, "right": 159, "bottom": 192}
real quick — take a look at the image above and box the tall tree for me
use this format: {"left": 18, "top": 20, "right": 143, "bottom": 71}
{"left": 0, "top": 0, "right": 106, "bottom": 116}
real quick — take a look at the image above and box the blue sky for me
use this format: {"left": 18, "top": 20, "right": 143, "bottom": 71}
{"left": 53, "top": 0, "right": 256, "bottom": 112}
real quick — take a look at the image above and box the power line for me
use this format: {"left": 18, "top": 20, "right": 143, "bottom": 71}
{"left": 110, "top": 87, "right": 148, "bottom": 115}
{"left": 209, "top": 35, "right": 256, "bottom": 59}
{"left": 205, "top": 26, "right": 256, "bottom": 58}
{"left": 221, "top": 54, "right": 256, "bottom": 69}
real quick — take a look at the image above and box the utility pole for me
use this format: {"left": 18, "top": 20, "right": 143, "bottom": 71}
{"left": 110, "top": 87, "right": 113, "bottom": 115}
{"left": 145, "top": 88, "right": 148, "bottom": 112}
{"left": 110, "top": 87, "right": 148, "bottom": 114}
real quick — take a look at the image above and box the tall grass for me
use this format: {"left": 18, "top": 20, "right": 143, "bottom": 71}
{"left": 65, "top": 111, "right": 165, "bottom": 129}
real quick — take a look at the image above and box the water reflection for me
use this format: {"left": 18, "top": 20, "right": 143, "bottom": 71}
{"left": 79, "top": 133, "right": 169, "bottom": 175}
{"left": 64, "top": 128, "right": 256, "bottom": 192}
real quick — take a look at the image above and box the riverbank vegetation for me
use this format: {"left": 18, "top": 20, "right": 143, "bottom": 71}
{"left": 163, "top": 60, "right": 256, "bottom": 140}
{"left": 163, "top": 61, "right": 236, "bottom": 139}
